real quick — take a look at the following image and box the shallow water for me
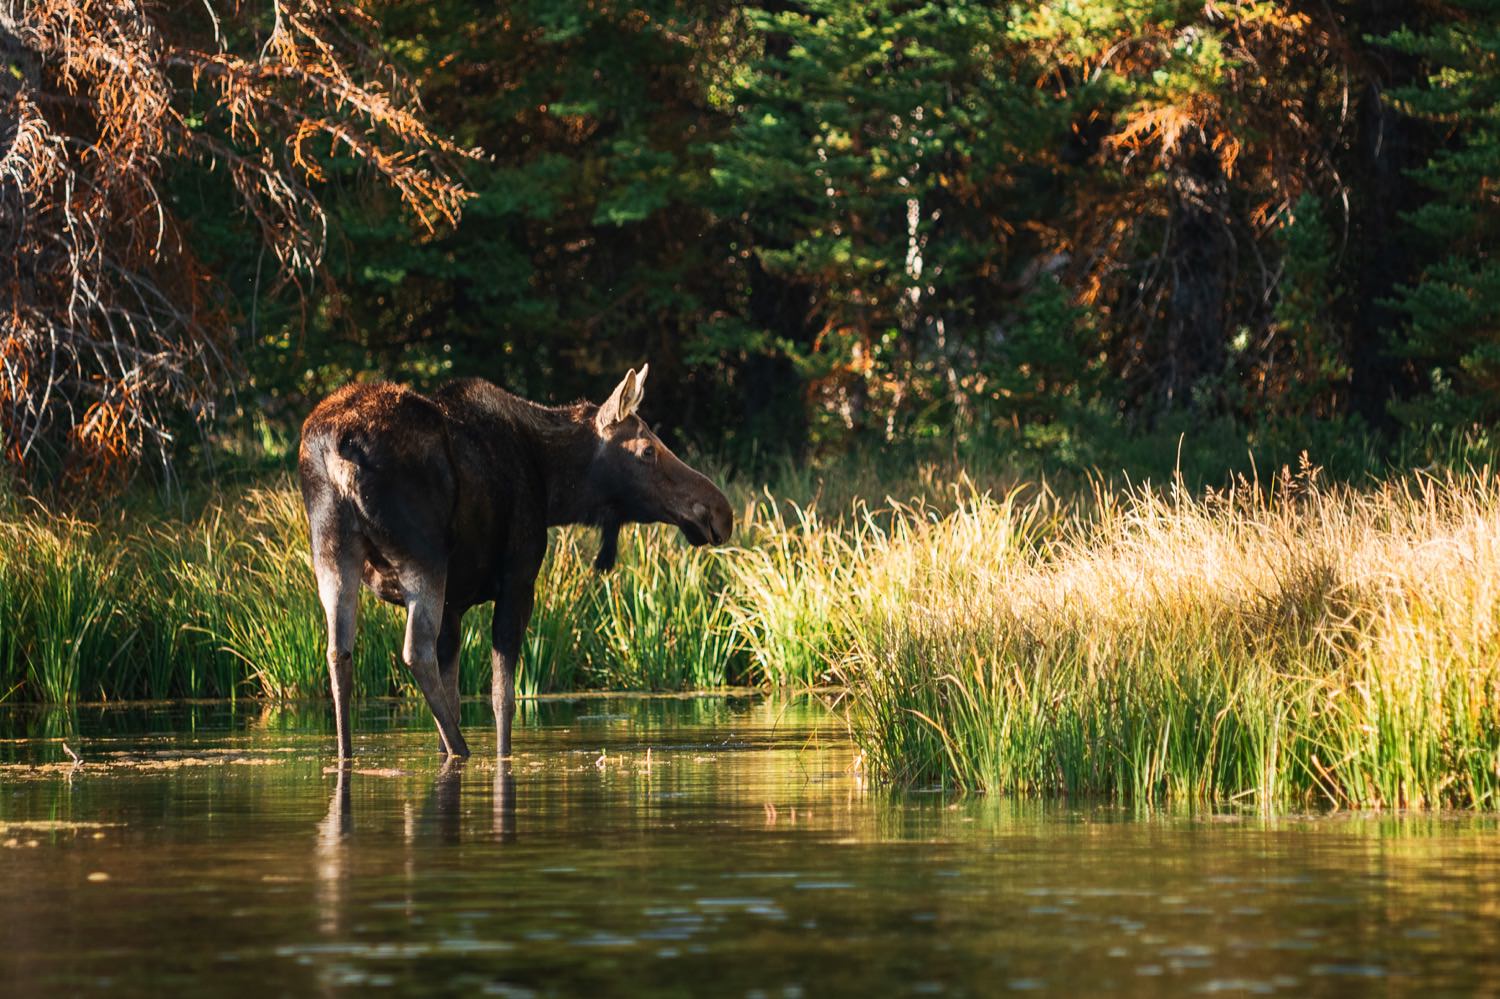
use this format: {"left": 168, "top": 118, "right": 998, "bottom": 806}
{"left": 2, "top": 696, "right": 1499, "bottom": 997}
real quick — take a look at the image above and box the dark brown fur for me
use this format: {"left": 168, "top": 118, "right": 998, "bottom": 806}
{"left": 298, "top": 370, "right": 732, "bottom": 759}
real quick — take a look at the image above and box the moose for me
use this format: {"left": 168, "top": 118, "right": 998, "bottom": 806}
{"left": 297, "top": 367, "right": 734, "bottom": 760}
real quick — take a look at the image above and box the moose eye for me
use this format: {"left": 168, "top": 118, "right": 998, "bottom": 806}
{"left": 640, "top": 443, "right": 657, "bottom": 460}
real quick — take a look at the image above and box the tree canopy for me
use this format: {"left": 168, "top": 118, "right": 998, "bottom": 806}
{"left": 6, "top": 1, "right": 1500, "bottom": 485}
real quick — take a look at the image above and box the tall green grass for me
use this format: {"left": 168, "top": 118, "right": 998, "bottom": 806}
{"left": 589, "top": 526, "right": 745, "bottom": 689}
{"left": 0, "top": 477, "right": 756, "bottom": 703}
{"left": 4, "top": 458, "right": 1500, "bottom": 810}
{"left": 0, "top": 504, "right": 122, "bottom": 703}
{"left": 722, "top": 498, "right": 853, "bottom": 687}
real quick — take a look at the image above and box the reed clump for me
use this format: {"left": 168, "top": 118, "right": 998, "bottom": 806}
{"left": 0, "top": 479, "right": 748, "bottom": 702}
{"left": 832, "top": 467, "right": 1500, "bottom": 809}
{"left": 3, "top": 464, "right": 1499, "bottom": 809}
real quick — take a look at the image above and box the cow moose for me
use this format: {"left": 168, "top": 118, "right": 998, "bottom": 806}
{"left": 297, "top": 367, "right": 734, "bottom": 760}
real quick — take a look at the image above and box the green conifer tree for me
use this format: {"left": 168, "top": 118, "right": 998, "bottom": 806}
{"left": 1386, "top": 2, "right": 1500, "bottom": 428}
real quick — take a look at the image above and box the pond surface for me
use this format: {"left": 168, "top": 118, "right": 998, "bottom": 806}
{"left": 2, "top": 696, "right": 1499, "bottom": 997}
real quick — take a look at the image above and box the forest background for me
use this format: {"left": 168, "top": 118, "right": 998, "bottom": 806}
{"left": 5, "top": 0, "right": 1500, "bottom": 489}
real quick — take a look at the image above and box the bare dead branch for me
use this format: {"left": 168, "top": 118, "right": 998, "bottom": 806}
{"left": 0, "top": 0, "right": 474, "bottom": 486}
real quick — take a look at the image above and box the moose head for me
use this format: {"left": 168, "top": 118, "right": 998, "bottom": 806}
{"left": 588, "top": 366, "right": 734, "bottom": 571}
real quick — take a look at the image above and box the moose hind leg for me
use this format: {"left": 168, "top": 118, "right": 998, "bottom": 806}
{"left": 403, "top": 569, "right": 470, "bottom": 759}
{"left": 314, "top": 539, "right": 362, "bottom": 760}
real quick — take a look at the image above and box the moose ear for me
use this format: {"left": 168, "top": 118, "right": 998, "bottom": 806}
{"left": 631, "top": 363, "right": 649, "bottom": 411}
{"left": 595, "top": 366, "right": 647, "bottom": 430}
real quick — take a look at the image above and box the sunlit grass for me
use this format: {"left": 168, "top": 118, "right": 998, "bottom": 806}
{"left": 720, "top": 497, "right": 853, "bottom": 688}
{"left": 834, "top": 467, "right": 1500, "bottom": 809}
{"left": 0, "top": 477, "right": 755, "bottom": 701}
{"left": 588, "top": 526, "right": 746, "bottom": 689}
{"left": 3, "top": 462, "right": 1499, "bottom": 809}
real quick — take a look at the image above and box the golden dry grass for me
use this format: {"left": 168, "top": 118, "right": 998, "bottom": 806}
{"left": 821, "top": 466, "right": 1500, "bottom": 807}
{"left": 4, "top": 462, "right": 1498, "bottom": 808}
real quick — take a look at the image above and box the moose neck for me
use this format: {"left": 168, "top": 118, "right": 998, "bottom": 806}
{"left": 525, "top": 404, "right": 609, "bottom": 529}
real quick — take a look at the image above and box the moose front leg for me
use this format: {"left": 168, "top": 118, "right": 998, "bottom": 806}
{"left": 491, "top": 575, "right": 536, "bottom": 758}
{"left": 433, "top": 609, "right": 463, "bottom": 755}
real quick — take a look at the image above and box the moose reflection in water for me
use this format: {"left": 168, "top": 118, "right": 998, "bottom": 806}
{"left": 316, "top": 761, "right": 515, "bottom": 937}
{"left": 298, "top": 367, "right": 734, "bottom": 760}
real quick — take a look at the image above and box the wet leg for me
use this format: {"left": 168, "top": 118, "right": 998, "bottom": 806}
{"left": 434, "top": 609, "right": 462, "bottom": 754}
{"left": 314, "top": 536, "right": 362, "bottom": 760}
{"left": 403, "top": 567, "right": 470, "bottom": 758}
{"left": 491, "top": 574, "right": 535, "bottom": 759}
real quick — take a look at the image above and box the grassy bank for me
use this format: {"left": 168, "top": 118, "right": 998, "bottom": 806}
{"left": 835, "top": 469, "right": 1500, "bottom": 809}
{"left": 4, "top": 457, "right": 1499, "bottom": 808}
{"left": 0, "top": 483, "right": 755, "bottom": 702}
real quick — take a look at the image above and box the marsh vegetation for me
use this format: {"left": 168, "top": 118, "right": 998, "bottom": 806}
{"left": 5, "top": 449, "right": 1498, "bottom": 809}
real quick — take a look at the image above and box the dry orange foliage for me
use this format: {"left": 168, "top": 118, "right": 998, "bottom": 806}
{"left": 0, "top": 0, "right": 473, "bottom": 484}
{"left": 1040, "top": 3, "right": 1354, "bottom": 413}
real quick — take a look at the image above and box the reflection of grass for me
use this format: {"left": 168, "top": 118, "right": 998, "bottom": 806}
{"left": 4, "top": 465, "right": 1500, "bottom": 808}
